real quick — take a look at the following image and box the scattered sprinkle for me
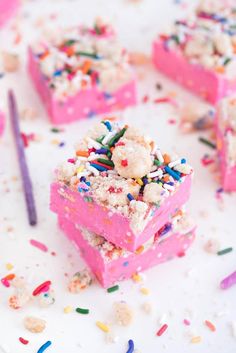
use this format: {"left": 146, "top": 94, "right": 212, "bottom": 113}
{"left": 199, "top": 137, "right": 216, "bottom": 149}
{"left": 183, "top": 319, "right": 191, "bottom": 326}
{"left": 64, "top": 306, "right": 73, "bottom": 313}
{"left": 76, "top": 307, "right": 90, "bottom": 314}
{"left": 220, "top": 270, "right": 236, "bottom": 290}
{"left": 19, "top": 337, "right": 29, "bottom": 345}
{"left": 191, "top": 336, "right": 201, "bottom": 344}
{"left": 96, "top": 321, "right": 110, "bottom": 332}
{"left": 217, "top": 247, "right": 233, "bottom": 256}
{"left": 205, "top": 320, "right": 216, "bottom": 332}
{"left": 37, "top": 340, "right": 52, "bottom": 353}
{"left": 30, "top": 239, "right": 48, "bottom": 252}
{"left": 140, "top": 287, "right": 150, "bottom": 295}
{"left": 107, "top": 285, "right": 119, "bottom": 293}
{"left": 156, "top": 324, "right": 168, "bottom": 336}
{"left": 126, "top": 339, "right": 134, "bottom": 353}
{"left": 32, "top": 281, "right": 51, "bottom": 296}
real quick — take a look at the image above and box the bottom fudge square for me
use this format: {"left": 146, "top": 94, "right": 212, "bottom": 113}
{"left": 50, "top": 120, "right": 193, "bottom": 252}
{"left": 58, "top": 212, "right": 195, "bottom": 288}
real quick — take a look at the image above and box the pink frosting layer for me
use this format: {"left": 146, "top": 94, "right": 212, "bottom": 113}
{"left": 28, "top": 48, "right": 137, "bottom": 124}
{"left": 0, "top": 111, "right": 5, "bottom": 136}
{"left": 0, "top": 0, "right": 19, "bottom": 27}
{"left": 50, "top": 174, "right": 192, "bottom": 252}
{"left": 152, "top": 40, "right": 236, "bottom": 104}
{"left": 216, "top": 114, "right": 236, "bottom": 191}
{"left": 59, "top": 215, "right": 195, "bottom": 288}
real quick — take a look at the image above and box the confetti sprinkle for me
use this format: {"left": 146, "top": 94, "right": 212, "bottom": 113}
{"left": 126, "top": 339, "right": 134, "bottom": 353}
{"left": 198, "top": 137, "right": 216, "bottom": 149}
{"left": 76, "top": 307, "right": 90, "bottom": 314}
{"left": 96, "top": 321, "right": 110, "bottom": 333}
{"left": 205, "top": 320, "right": 216, "bottom": 332}
{"left": 156, "top": 324, "right": 168, "bottom": 336}
{"left": 32, "top": 281, "right": 51, "bottom": 296}
{"left": 64, "top": 306, "right": 73, "bottom": 313}
{"left": 191, "top": 336, "right": 201, "bottom": 344}
{"left": 220, "top": 271, "right": 236, "bottom": 290}
{"left": 30, "top": 239, "right": 48, "bottom": 252}
{"left": 107, "top": 285, "right": 119, "bottom": 293}
{"left": 183, "top": 319, "right": 191, "bottom": 326}
{"left": 140, "top": 287, "right": 150, "bottom": 295}
{"left": 37, "top": 341, "right": 52, "bottom": 353}
{"left": 217, "top": 247, "right": 233, "bottom": 256}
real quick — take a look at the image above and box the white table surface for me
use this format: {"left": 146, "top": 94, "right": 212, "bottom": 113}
{"left": 0, "top": 0, "right": 236, "bottom": 352}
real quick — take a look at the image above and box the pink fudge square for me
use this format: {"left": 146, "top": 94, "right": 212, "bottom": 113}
{"left": 28, "top": 21, "right": 136, "bottom": 124}
{"left": 152, "top": 6, "right": 236, "bottom": 104}
{"left": 0, "top": 111, "right": 5, "bottom": 136}
{"left": 0, "top": 0, "right": 19, "bottom": 27}
{"left": 50, "top": 121, "right": 193, "bottom": 252}
{"left": 216, "top": 96, "right": 236, "bottom": 191}
{"left": 58, "top": 213, "right": 195, "bottom": 288}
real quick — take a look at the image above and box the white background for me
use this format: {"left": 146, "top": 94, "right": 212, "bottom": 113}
{"left": 0, "top": 0, "right": 236, "bottom": 352}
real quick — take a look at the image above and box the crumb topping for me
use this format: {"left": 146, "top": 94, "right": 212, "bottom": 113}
{"left": 31, "top": 19, "right": 133, "bottom": 101}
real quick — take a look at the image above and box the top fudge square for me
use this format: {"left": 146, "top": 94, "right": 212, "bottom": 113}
{"left": 50, "top": 120, "right": 193, "bottom": 252}
{"left": 153, "top": 0, "right": 236, "bottom": 104}
{"left": 28, "top": 19, "right": 136, "bottom": 124}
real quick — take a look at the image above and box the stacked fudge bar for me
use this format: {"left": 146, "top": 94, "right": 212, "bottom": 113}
{"left": 152, "top": 0, "right": 236, "bottom": 103}
{"left": 50, "top": 120, "right": 195, "bottom": 287}
{"left": 28, "top": 19, "right": 136, "bottom": 124}
{"left": 216, "top": 95, "right": 236, "bottom": 191}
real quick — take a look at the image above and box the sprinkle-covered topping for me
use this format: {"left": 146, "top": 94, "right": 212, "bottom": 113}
{"left": 31, "top": 19, "right": 133, "bottom": 101}
{"left": 56, "top": 120, "right": 192, "bottom": 233}
{"left": 159, "top": 2, "right": 236, "bottom": 77}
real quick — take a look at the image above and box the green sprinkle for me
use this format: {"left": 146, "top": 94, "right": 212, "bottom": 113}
{"left": 97, "top": 158, "right": 114, "bottom": 167}
{"left": 84, "top": 196, "right": 93, "bottom": 203}
{"left": 76, "top": 307, "right": 90, "bottom": 314}
{"left": 223, "top": 57, "right": 232, "bottom": 66}
{"left": 154, "top": 159, "right": 162, "bottom": 166}
{"left": 51, "top": 127, "right": 61, "bottom": 133}
{"left": 107, "top": 285, "right": 119, "bottom": 293}
{"left": 198, "top": 137, "right": 216, "bottom": 149}
{"left": 171, "top": 34, "right": 180, "bottom": 45}
{"left": 217, "top": 247, "right": 233, "bottom": 256}
{"left": 108, "top": 128, "right": 127, "bottom": 147}
{"left": 76, "top": 51, "right": 99, "bottom": 59}
{"left": 64, "top": 39, "right": 76, "bottom": 46}
{"left": 96, "top": 135, "right": 105, "bottom": 143}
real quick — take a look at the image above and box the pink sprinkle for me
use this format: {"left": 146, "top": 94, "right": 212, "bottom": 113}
{"left": 1, "top": 278, "right": 10, "bottom": 288}
{"left": 156, "top": 324, "right": 168, "bottom": 336}
{"left": 168, "top": 119, "right": 176, "bottom": 125}
{"left": 220, "top": 271, "right": 236, "bottom": 290}
{"left": 183, "top": 319, "right": 191, "bottom": 326}
{"left": 30, "top": 239, "right": 48, "bottom": 252}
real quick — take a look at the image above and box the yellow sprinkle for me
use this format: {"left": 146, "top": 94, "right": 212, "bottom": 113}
{"left": 96, "top": 321, "right": 110, "bottom": 333}
{"left": 64, "top": 306, "right": 72, "bottom": 314}
{"left": 191, "top": 336, "right": 202, "bottom": 344}
{"left": 140, "top": 287, "right": 150, "bottom": 295}
{"left": 132, "top": 273, "right": 142, "bottom": 282}
{"left": 136, "top": 178, "right": 143, "bottom": 186}
{"left": 6, "top": 263, "right": 13, "bottom": 270}
{"left": 51, "top": 139, "right": 60, "bottom": 144}
{"left": 77, "top": 165, "right": 84, "bottom": 173}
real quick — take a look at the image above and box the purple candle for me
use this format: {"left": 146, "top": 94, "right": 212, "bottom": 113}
{"left": 8, "top": 90, "right": 37, "bottom": 226}
{"left": 220, "top": 271, "right": 236, "bottom": 290}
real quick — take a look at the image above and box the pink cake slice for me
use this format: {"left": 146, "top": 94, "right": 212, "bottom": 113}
{"left": 50, "top": 121, "right": 193, "bottom": 252}
{"left": 0, "top": 0, "right": 19, "bottom": 27}
{"left": 58, "top": 212, "right": 195, "bottom": 288}
{"left": 152, "top": 6, "right": 236, "bottom": 104}
{"left": 216, "top": 96, "right": 236, "bottom": 191}
{"left": 28, "top": 20, "right": 136, "bottom": 124}
{"left": 0, "top": 111, "right": 5, "bottom": 136}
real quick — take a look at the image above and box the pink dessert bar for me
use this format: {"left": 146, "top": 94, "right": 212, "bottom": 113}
{"left": 59, "top": 212, "right": 195, "bottom": 288}
{"left": 153, "top": 2, "right": 236, "bottom": 104}
{"left": 28, "top": 19, "right": 136, "bottom": 124}
{"left": 50, "top": 120, "right": 193, "bottom": 252}
{"left": 0, "top": 0, "right": 19, "bottom": 27}
{"left": 216, "top": 96, "right": 236, "bottom": 191}
{"left": 0, "top": 111, "right": 5, "bottom": 136}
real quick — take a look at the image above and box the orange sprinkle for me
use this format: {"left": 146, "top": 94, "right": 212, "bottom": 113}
{"left": 110, "top": 147, "right": 115, "bottom": 153}
{"left": 4, "top": 273, "right": 15, "bottom": 281}
{"left": 150, "top": 141, "right": 155, "bottom": 150}
{"left": 65, "top": 46, "right": 75, "bottom": 57}
{"left": 40, "top": 51, "right": 49, "bottom": 60}
{"left": 163, "top": 175, "right": 170, "bottom": 183}
{"left": 205, "top": 320, "right": 216, "bottom": 332}
{"left": 81, "top": 60, "right": 92, "bottom": 74}
{"left": 215, "top": 66, "right": 225, "bottom": 74}
{"left": 76, "top": 150, "right": 89, "bottom": 157}
{"left": 102, "top": 116, "right": 117, "bottom": 121}
{"left": 163, "top": 153, "right": 171, "bottom": 164}
{"left": 135, "top": 245, "right": 144, "bottom": 255}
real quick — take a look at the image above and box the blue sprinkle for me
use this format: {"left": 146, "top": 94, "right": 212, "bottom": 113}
{"left": 167, "top": 181, "right": 174, "bottom": 186}
{"left": 123, "top": 261, "right": 129, "bottom": 267}
{"left": 85, "top": 181, "right": 91, "bottom": 186}
{"left": 181, "top": 158, "right": 186, "bottom": 164}
{"left": 159, "top": 223, "right": 172, "bottom": 237}
{"left": 127, "top": 193, "right": 134, "bottom": 201}
{"left": 142, "top": 177, "right": 148, "bottom": 185}
{"left": 164, "top": 166, "right": 181, "bottom": 180}
{"left": 80, "top": 176, "right": 86, "bottom": 182}
{"left": 96, "top": 148, "right": 109, "bottom": 154}
{"left": 103, "top": 120, "right": 112, "bottom": 131}
{"left": 104, "top": 92, "right": 113, "bottom": 100}
{"left": 126, "top": 339, "right": 134, "bottom": 353}
{"left": 59, "top": 142, "right": 65, "bottom": 147}
{"left": 53, "top": 70, "right": 62, "bottom": 77}
{"left": 90, "top": 163, "right": 108, "bottom": 172}
{"left": 37, "top": 341, "right": 52, "bottom": 353}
